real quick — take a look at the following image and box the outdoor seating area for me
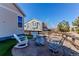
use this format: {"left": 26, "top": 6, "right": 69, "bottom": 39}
{"left": 1, "top": 33, "right": 79, "bottom": 56}
{"left": 11, "top": 33, "right": 79, "bottom": 56}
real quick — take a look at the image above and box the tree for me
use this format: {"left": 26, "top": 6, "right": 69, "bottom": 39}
{"left": 72, "top": 17, "right": 79, "bottom": 27}
{"left": 57, "top": 20, "right": 70, "bottom": 32}
{"left": 72, "top": 17, "right": 79, "bottom": 34}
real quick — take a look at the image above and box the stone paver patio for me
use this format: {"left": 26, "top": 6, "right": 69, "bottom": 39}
{"left": 12, "top": 38, "right": 79, "bottom": 56}
{"left": 12, "top": 39, "right": 51, "bottom": 56}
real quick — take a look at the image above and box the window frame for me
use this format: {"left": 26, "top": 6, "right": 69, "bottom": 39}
{"left": 18, "top": 16, "right": 23, "bottom": 28}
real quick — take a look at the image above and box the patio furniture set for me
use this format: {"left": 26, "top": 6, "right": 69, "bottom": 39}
{"left": 12, "top": 34, "right": 64, "bottom": 56}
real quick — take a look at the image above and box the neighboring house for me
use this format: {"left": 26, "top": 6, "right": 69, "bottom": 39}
{"left": 0, "top": 3, "right": 25, "bottom": 40}
{"left": 42, "top": 22, "right": 48, "bottom": 31}
{"left": 24, "top": 19, "right": 43, "bottom": 37}
{"left": 24, "top": 19, "right": 43, "bottom": 32}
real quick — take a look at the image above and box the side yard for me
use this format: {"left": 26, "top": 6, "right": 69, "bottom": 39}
{"left": 0, "top": 35, "right": 33, "bottom": 56}
{"left": 0, "top": 39, "right": 17, "bottom": 56}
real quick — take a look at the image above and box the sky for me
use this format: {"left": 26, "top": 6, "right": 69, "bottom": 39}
{"left": 17, "top": 3, "right": 79, "bottom": 28}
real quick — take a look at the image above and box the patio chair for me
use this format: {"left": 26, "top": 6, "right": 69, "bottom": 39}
{"left": 35, "top": 34, "right": 45, "bottom": 46}
{"left": 48, "top": 37, "right": 64, "bottom": 55}
{"left": 13, "top": 34, "right": 28, "bottom": 48}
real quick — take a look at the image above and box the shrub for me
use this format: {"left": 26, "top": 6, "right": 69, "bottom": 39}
{"left": 76, "top": 28, "right": 79, "bottom": 34}
{"left": 26, "top": 34, "right": 33, "bottom": 39}
{"left": 57, "top": 20, "right": 70, "bottom": 32}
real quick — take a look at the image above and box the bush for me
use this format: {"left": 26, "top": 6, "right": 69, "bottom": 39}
{"left": 26, "top": 35, "right": 33, "bottom": 39}
{"left": 57, "top": 20, "right": 70, "bottom": 32}
{"left": 76, "top": 28, "right": 79, "bottom": 34}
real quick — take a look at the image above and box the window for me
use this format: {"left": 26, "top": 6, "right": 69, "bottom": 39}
{"left": 18, "top": 16, "right": 22, "bottom": 28}
{"left": 32, "top": 22, "right": 39, "bottom": 29}
{"left": 24, "top": 25, "right": 26, "bottom": 27}
{"left": 37, "top": 22, "right": 39, "bottom": 28}
{"left": 27, "top": 24, "right": 29, "bottom": 28}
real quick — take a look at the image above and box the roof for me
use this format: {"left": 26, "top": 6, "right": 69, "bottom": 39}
{"left": 13, "top": 3, "right": 25, "bottom": 17}
{"left": 24, "top": 18, "right": 42, "bottom": 24}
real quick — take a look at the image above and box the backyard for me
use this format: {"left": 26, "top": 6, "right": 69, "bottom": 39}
{"left": 0, "top": 35, "right": 33, "bottom": 56}
{"left": 1, "top": 32, "right": 79, "bottom": 56}
{"left": 0, "top": 39, "right": 17, "bottom": 56}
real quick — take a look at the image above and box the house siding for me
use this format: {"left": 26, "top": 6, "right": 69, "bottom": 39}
{"left": 24, "top": 19, "right": 42, "bottom": 31}
{"left": 0, "top": 4, "right": 24, "bottom": 39}
{"left": 0, "top": 3, "right": 23, "bottom": 16}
